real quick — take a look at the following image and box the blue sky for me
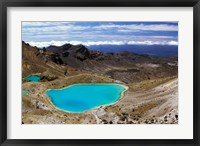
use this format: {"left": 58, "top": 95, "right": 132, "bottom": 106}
{"left": 22, "top": 22, "right": 178, "bottom": 47}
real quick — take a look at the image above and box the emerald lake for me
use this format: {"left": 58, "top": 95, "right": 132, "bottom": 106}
{"left": 24, "top": 75, "right": 41, "bottom": 82}
{"left": 45, "top": 84, "right": 127, "bottom": 113}
{"left": 22, "top": 91, "right": 29, "bottom": 95}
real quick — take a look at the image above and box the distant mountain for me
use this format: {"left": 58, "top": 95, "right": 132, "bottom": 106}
{"left": 87, "top": 45, "right": 178, "bottom": 57}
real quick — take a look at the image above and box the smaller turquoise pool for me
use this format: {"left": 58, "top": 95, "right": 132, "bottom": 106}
{"left": 22, "top": 91, "right": 29, "bottom": 95}
{"left": 24, "top": 75, "right": 41, "bottom": 82}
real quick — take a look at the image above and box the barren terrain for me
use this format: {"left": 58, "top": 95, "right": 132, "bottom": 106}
{"left": 22, "top": 42, "right": 178, "bottom": 124}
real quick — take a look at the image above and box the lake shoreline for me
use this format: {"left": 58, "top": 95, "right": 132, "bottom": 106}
{"left": 45, "top": 83, "right": 128, "bottom": 113}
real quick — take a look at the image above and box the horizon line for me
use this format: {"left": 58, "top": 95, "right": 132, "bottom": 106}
{"left": 23, "top": 40, "right": 178, "bottom": 48}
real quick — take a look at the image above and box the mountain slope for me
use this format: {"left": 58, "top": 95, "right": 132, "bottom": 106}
{"left": 45, "top": 43, "right": 178, "bottom": 83}
{"left": 23, "top": 42, "right": 178, "bottom": 83}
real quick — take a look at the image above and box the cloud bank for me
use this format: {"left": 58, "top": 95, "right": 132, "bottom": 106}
{"left": 26, "top": 40, "right": 178, "bottom": 48}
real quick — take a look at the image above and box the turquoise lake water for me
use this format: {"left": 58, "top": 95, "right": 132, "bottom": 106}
{"left": 22, "top": 91, "right": 29, "bottom": 95}
{"left": 46, "top": 84, "right": 127, "bottom": 113}
{"left": 24, "top": 75, "right": 41, "bottom": 82}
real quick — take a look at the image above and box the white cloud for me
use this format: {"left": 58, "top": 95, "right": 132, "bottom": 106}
{"left": 22, "top": 25, "right": 89, "bottom": 33}
{"left": 94, "top": 24, "right": 178, "bottom": 32}
{"left": 22, "top": 22, "right": 73, "bottom": 27}
{"left": 167, "top": 41, "right": 178, "bottom": 45}
{"left": 22, "top": 22, "right": 178, "bottom": 36}
{"left": 26, "top": 40, "right": 178, "bottom": 48}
